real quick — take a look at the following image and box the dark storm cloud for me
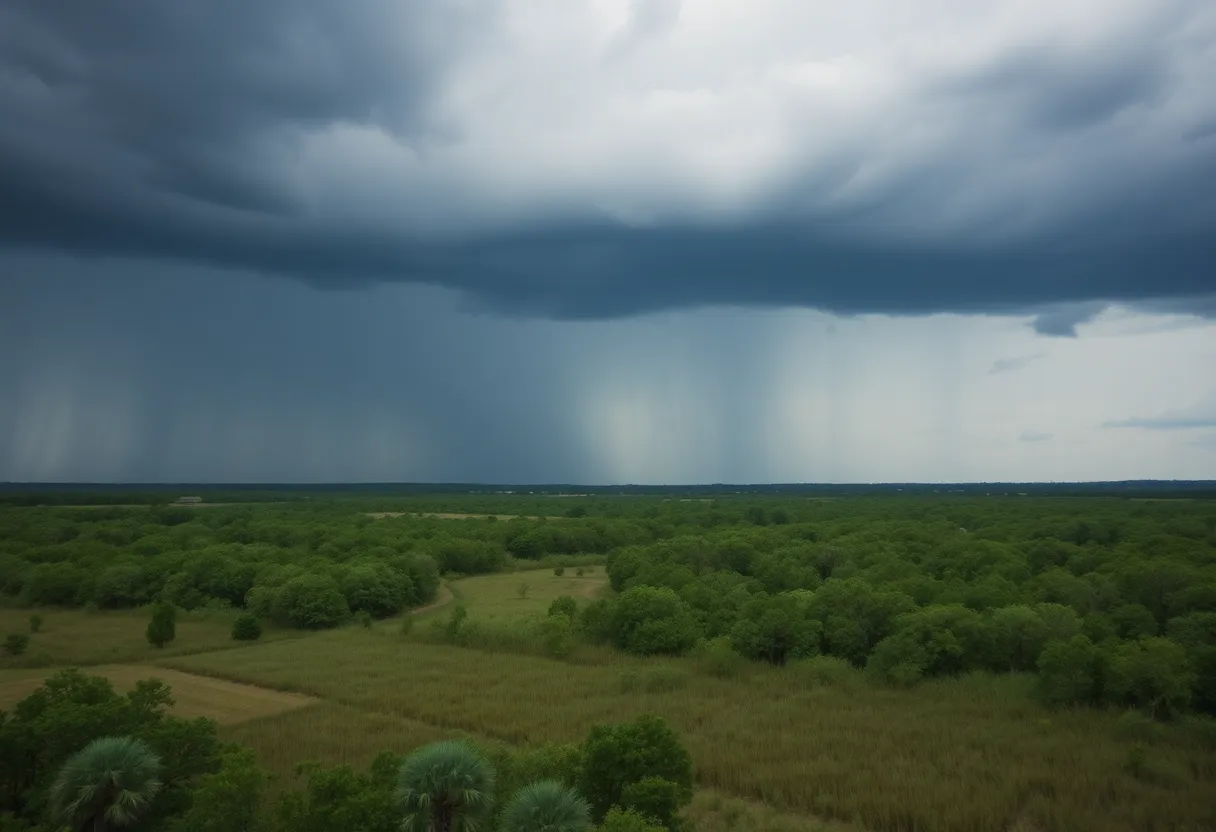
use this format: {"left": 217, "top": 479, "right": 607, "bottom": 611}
{"left": 1, "top": 0, "right": 1215, "bottom": 323}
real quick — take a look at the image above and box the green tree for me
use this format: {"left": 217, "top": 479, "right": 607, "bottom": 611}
{"left": 396, "top": 741, "right": 496, "bottom": 832}
{"left": 1105, "top": 637, "right": 1195, "bottom": 718}
{"left": 729, "top": 592, "right": 821, "bottom": 666}
{"left": 50, "top": 736, "right": 162, "bottom": 832}
{"left": 276, "top": 753, "right": 400, "bottom": 832}
{"left": 1112, "top": 604, "right": 1158, "bottom": 639}
{"left": 29, "top": 613, "right": 43, "bottom": 633}
{"left": 989, "top": 605, "right": 1050, "bottom": 671}
{"left": 275, "top": 574, "right": 350, "bottom": 629}
{"left": 579, "top": 715, "right": 692, "bottom": 822}
{"left": 1036, "top": 635, "right": 1104, "bottom": 706}
{"left": 498, "top": 780, "right": 592, "bottom": 832}
{"left": 230, "top": 613, "right": 262, "bottom": 641}
{"left": 146, "top": 601, "right": 176, "bottom": 648}
{"left": 168, "top": 746, "right": 265, "bottom": 832}
{"left": 609, "top": 587, "right": 701, "bottom": 656}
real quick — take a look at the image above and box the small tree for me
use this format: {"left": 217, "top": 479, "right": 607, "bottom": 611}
{"left": 50, "top": 736, "right": 162, "bottom": 831}
{"left": 554, "top": 566, "right": 565, "bottom": 577}
{"left": 518, "top": 583, "right": 531, "bottom": 600}
{"left": 499, "top": 780, "right": 592, "bottom": 832}
{"left": 29, "top": 613, "right": 43, "bottom": 633}
{"left": 580, "top": 715, "right": 692, "bottom": 822}
{"left": 396, "top": 741, "right": 495, "bottom": 832}
{"left": 231, "top": 613, "right": 262, "bottom": 641}
{"left": 4, "top": 632, "right": 30, "bottom": 656}
{"left": 146, "top": 601, "right": 176, "bottom": 649}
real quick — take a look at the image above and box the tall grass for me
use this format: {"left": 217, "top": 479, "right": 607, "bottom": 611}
{"left": 165, "top": 631, "right": 1216, "bottom": 832}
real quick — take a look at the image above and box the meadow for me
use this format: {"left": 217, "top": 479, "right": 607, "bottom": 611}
{"left": 1, "top": 491, "right": 1214, "bottom": 831}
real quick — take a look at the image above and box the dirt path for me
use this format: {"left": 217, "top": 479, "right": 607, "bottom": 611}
{"left": 408, "top": 582, "right": 453, "bottom": 616}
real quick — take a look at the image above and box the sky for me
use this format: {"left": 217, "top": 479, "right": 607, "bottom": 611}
{"left": 1, "top": 0, "right": 1215, "bottom": 484}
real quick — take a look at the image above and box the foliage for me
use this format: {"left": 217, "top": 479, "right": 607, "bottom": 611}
{"left": 169, "top": 745, "right": 265, "bottom": 832}
{"left": 620, "top": 777, "right": 683, "bottom": 831}
{"left": 0, "top": 669, "right": 222, "bottom": 827}
{"left": 549, "top": 595, "right": 578, "bottom": 619}
{"left": 580, "top": 715, "right": 693, "bottom": 822}
{"left": 1105, "top": 637, "right": 1195, "bottom": 718}
{"left": 597, "top": 807, "right": 667, "bottom": 832}
{"left": 274, "top": 575, "right": 351, "bottom": 629}
{"left": 231, "top": 612, "right": 262, "bottom": 641}
{"left": 396, "top": 741, "right": 496, "bottom": 832}
{"left": 146, "top": 601, "right": 177, "bottom": 648}
{"left": 1036, "top": 635, "right": 1106, "bottom": 706}
{"left": 692, "top": 636, "right": 745, "bottom": 679}
{"left": 29, "top": 613, "right": 43, "bottom": 633}
{"left": 498, "top": 780, "right": 592, "bottom": 832}
{"left": 3, "top": 632, "right": 29, "bottom": 656}
{"left": 50, "top": 736, "right": 162, "bottom": 831}
{"left": 276, "top": 752, "right": 400, "bottom": 832}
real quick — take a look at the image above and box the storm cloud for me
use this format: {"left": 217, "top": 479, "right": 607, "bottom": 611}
{"left": 2, "top": 0, "right": 1214, "bottom": 322}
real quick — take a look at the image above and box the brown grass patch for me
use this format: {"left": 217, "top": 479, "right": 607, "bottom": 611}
{"left": 0, "top": 664, "right": 315, "bottom": 726}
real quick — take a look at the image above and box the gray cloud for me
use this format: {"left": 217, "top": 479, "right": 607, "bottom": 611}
{"left": 1019, "top": 430, "right": 1053, "bottom": 442}
{"left": 1, "top": 0, "right": 1215, "bottom": 325}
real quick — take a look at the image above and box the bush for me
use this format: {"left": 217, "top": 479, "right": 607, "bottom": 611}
{"left": 549, "top": 596, "right": 578, "bottom": 619}
{"left": 146, "top": 600, "right": 177, "bottom": 648}
{"left": 539, "top": 614, "right": 577, "bottom": 658}
{"left": 692, "top": 637, "right": 745, "bottom": 679}
{"left": 356, "top": 610, "right": 374, "bottom": 629}
{"left": 28, "top": 614, "right": 43, "bottom": 633}
{"left": 580, "top": 715, "right": 693, "bottom": 822}
{"left": 231, "top": 613, "right": 262, "bottom": 641}
{"left": 3, "top": 632, "right": 30, "bottom": 656}
{"left": 621, "top": 777, "right": 683, "bottom": 830}
{"left": 400, "top": 614, "right": 415, "bottom": 636}
{"left": 599, "top": 807, "right": 666, "bottom": 832}
{"left": 554, "top": 566, "right": 565, "bottom": 577}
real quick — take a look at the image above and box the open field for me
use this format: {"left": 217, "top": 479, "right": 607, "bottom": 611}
{"left": 0, "top": 606, "right": 302, "bottom": 668}
{"left": 367, "top": 511, "right": 567, "bottom": 520}
{"left": 429, "top": 569, "right": 606, "bottom": 622}
{"left": 162, "top": 630, "right": 1216, "bottom": 832}
{"left": 0, "top": 663, "right": 315, "bottom": 725}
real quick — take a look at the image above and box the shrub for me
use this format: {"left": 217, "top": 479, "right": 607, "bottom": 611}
{"left": 399, "top": 614, "right": 414, "bottom": 636}
{"left": 576, "top": 567, "right": 586, "bottom": 577}
{"left": 580, "top": 715, "right": 693, "bottom": 821}
{"left": 445, "top": 605, "right": 469, "bottom": 642}
{"left": 549, "top": 596, "right": 578, "bottom": 619}
{"left": 231, "top": 613, "right": 262, "bottom": 641}
{"left": 356, "top": 610, "right": 374, "bottom": 629}
{"left": 146, "top": 601, "right": 177, "bottom": 648}
{"left": 599, "top": 807, "right": 666, "bottom": 832}
{"left": 4, "top": 632, "right": 30, "bottom": 656}
{"left": 554, "top": 566, "right": 565, "bottom": 577}
{"left": 692, "top": 637, "right": 745, "bottom": 679}
{"left": 621, "top": 777, "right": 683, "bottom": 830}
{"left": 539, "top": 614, "right": 577, "bottom": 658}
{"left": 29, "top": 614, "right": 43, "bottom": 633}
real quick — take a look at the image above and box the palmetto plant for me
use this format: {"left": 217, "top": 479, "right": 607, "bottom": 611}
{"left": 499, "top": 780, "right": 593, "bottom": 832}
{"left": 50, "top": 736, "right": 162, "bottom": 832}
{"left": 397, "top": 741, "right": 496, "bottom": 832}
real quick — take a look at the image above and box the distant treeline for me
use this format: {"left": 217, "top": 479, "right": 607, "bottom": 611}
{"left": 3, "top": 479, "right": 1216, "bottom": 505}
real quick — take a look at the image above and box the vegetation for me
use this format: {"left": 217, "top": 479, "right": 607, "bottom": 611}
{"left": 1, "top": 490, "right": 1214, "bottom": 831}
{"left": 50, "top": 736, "right": 162, "bottom": 831}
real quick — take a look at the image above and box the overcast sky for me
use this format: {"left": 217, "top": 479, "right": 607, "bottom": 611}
{"left": 1, "top": 0, "right": 1214, "bottom": 483}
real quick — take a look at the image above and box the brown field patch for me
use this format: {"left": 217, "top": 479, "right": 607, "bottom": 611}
{"left": 0, "top": 664, "right": 316, "bottom": 726}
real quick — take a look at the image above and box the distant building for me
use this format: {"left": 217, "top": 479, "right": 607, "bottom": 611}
{"left": 174, "top": 496, "right": 203, "bottom": 505}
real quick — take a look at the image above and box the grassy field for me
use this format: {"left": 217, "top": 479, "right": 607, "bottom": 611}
{"left": 0, "top": 606, "right": 301, "bottom": 669}
{"left": 162, "top": 629, "right": 1216, "bottom": 832}
{"left": 5, "top": 574, "right": 1213, "bottom": 832}
{"left": 428, "top": 569, "right": 606, "bottom": 623}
